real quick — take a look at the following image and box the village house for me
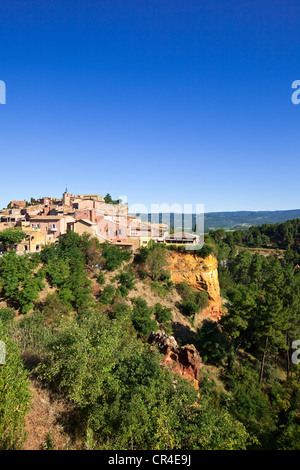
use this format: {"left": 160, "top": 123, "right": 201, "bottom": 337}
{"left": 0, "top": 209, "right": 26, "bottom": 225}
{"left": 9, "top": 200, "right": 27, "bottom": 209}
{"left": 67, "top": 219, "right": 98, "bottom": 238}
{"left": 28, "top": 215, "right": 75, "bottom": 239}
{"left": 0, "top": 191, "right": 177, "bottom": 254}
{"left": 161, "top": 232, "right": 200, "bottom": 245}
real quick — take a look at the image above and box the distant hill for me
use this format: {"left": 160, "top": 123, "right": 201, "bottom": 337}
{"left": 135, "top": 209, "right": 300, "bottom": 233}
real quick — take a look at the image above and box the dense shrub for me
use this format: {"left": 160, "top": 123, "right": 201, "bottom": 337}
{"left": 41, "top": 292, "right": 71, "bottom": 324}
{"left": 176, "top": 282, "right": 209, "bottom": 312}
{"left": 196, "top": 244, "right": 214, "bottom": 258}
{"left": 153, "top": 303, "right": 172, "bottom": 325}
{"left": 0, "top": 308, "right": 16, "bottom": 324}
{"left": 35, "top": 309, "right": 252, "bottom": 450}
{"left": 114, "top": 270, "right": 136, "bottom": 290}
{"left": 131, "top": 297, "right": 157, "bottom": 339}
{"left": 99, "top": 285, "right": 116, "bottom": 304}
{"left": 100, "top": 243, "right": 132, "bottom": 271}
{"left": 0, "top": 324, "right": 31, "bottom": 449}
{"left": 181, "top": 300, "right": 199, "bottom": 317}
{"left": 0, "top": 252, "right": 45, "bottom": 313}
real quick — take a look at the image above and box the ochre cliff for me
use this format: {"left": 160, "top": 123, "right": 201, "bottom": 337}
{"left": 167, "top": 251, "right": 222, "bottom": 321}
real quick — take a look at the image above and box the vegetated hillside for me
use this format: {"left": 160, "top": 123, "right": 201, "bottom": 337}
{"left": 204, "top": 210, "right": 300, "bottom": 231}
{"left": 137, "top": 209, "right": 300, "bottom": 232}
{"left": 0, "top": 228, "right": 300, "bottom": 450}
{"left": 208, "top": 218, "right": 300, "bottom": 265}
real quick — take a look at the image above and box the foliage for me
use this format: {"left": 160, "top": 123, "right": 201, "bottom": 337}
{"left": 197, "top": 320, "right": 230, "bottom": 366}
{"left": 176, "top": 282, "right": 209, "bottom": 311}
{"left": 114, "top": 269, "right": 136, "bottom": 290}
{"left": 131, "top": 297, "right": 157, "bottom": 339}
{"left": 150, "top": 280, "right": 173, "bottom": 298}
{"left": 144, "top": 244, "right": 169, "bottom": 281}
{"left": 97, "top": 271, "right": 106, "bottom": 285}
{"left": 103, "top": 193, "right": 122, "bottom": 205}
{"left": 41, "top": 232, "right": 93, "bottom": 311}
{"left": 223, "top": 364, "right": 277, "bottom": 448}
{"left": 0, "top": 308, "right": 16, "bottom": 325}
{"left": 100, "top": 243, "right": 131, "bottom": 271}
{"left": 41, "top": 292, "right": 71, "bottom": 325}
{"left": 0, "top": 323, "right": 32, "bottom": 449}
{"left": 0, "top": 228, "right": 26, "bottom": 247}
{"left": 196, "top": 244, "right": 214, "bottom": 258}
{"left": 181, "top": 300, "right": 199, "bottom": 317}
{"left": 153, "top": 303, "right": 172, "bottom": 325}
{"left": 35, "top": 309, "right": 253, "bottom": 450}
{"left": 99, "top": 285, "right": 116, "bottom": 304}
{"left": 0, "top": 251, "right": 45, "bottom": 313}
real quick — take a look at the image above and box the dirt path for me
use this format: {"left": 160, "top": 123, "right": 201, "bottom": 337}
{"left": 22, "top": 379, "right": 79, "bottom": 450}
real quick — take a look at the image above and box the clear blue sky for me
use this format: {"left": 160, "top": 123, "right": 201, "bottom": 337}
{"left": 0, "top": 0, "right": 299, "bottom": 213}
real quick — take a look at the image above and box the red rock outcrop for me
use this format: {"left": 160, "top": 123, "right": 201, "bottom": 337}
{"left": 148, "top": 331, "right": 202, "bottom": 389}
{"left": 167, "top": 251, "right": 222, "bottom": 322}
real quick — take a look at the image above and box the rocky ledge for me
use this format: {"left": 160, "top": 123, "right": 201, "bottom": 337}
{"left": 148, "top": 330, "right": 202, "bottom": 389}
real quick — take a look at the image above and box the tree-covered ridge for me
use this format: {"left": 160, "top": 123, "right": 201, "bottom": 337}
{"left": 209, "top": 218, "right": 300, "bottom": 251}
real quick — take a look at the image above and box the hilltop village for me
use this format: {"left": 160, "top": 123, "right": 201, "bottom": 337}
{"left": 0, "top": 191, "right": 200, "bottom": 254}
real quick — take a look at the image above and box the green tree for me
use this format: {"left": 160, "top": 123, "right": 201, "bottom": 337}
{"left": 0, "top": 324, "right": 32, "bottom": 449}
{"left": 0, "top": 228, "right": 26, "bottom": 248}
{"left": 145, "top": 244, "right": 168, "bottom": 281}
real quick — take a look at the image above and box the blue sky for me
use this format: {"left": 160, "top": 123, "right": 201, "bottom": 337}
{"left": 0, "top": 0, "right": 299, "bottom": 213}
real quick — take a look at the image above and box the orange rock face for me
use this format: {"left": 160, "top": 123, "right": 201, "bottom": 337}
{"left": 148, "top": 331, "right": 202, "bottom": 389}
{"left": 167, "top": 251, "right": 222, "bottom": 321}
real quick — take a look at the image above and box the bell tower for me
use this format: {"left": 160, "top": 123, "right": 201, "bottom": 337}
{"left": 63, "top": 188, "right": 70, "bottom": 206}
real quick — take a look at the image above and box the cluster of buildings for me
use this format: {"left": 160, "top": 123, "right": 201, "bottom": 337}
{"left": 0, "top": 191, "right": 201, "bottom": 254}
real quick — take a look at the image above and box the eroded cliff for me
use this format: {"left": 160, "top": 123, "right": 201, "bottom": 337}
{"left": 167, "top": 251, "right": 222, "bottom": 321}
{"left": 148, "top": 330, "right": 202, "bottom": 389}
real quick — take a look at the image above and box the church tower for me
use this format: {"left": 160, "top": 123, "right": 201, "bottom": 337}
{"left": 62, "top": 188, "right": 71, "bottom": 206}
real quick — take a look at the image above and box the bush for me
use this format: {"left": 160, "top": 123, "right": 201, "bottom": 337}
{"left": 0, "top": 325, "right": 32, "bottom": 449}
{"left": 131, "top": 297, "right": 157, "bottom": 339}
{"left": 11, "top": 311, "right": 54, "bottom": 359}
{"left": 196, "top": 320, "right": 229, "bottom": 365}
{"left": 195, "top": 290, "right": 210, "bottom": 311}
{"left": 153, "top": 303, "right": 172, "bottom": 325}
{"left": 176, "top": 282, "right": 209, "bottom": 312}
{"left": 176, "top": 282, "right": 195, "bottom": 303}
{"left": 151, "top": 281, "right": 173, "bottom": 298}
{"left": 114, "top": 270, "right": 136, "bottom": 290}
{"left": 100, "top": 243, "right": 132, "bottom": 271}
{"left": 181, "top": 300, "right": 199, "bottom": 317}
{"left": 197, "top": 244, "right": 214, "bottom": 258}
{"left": 116, "top": 285, "right": 129, "bottom": 298}
{"left": 144, "top": 244, "right": 168, "bottom": 281}
{"left": 34, "top": 308, "right": 253, "bottom": 450}
{"left": 0, "top": 308, "right": 16, "bottom": 325}
{"left": 97, "top": 271, "right": 106, "bottom": 285}
{"left": 99, "top": 285, "right": 116, "bottom": 304}
{"left": 41, "top": 292, "right": 71, "bottom": 324}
